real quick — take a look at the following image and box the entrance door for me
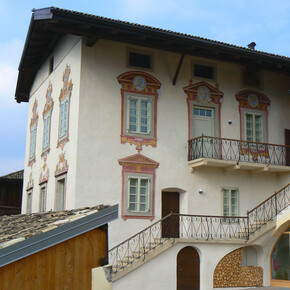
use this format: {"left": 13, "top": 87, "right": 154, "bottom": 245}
{"left": 162, "top": 192, "right": 179, "bottom": 238}
{"left": 177, "top": 247, "right": 200, "bottom": 290}
{"left": 285, "top": 129, "right": 290, "bottom": 166}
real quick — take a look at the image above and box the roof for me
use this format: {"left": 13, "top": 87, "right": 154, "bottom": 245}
{"left": 0, "top": 170, "right": 24, "bottom": 180}
{"left": 0, "top": 204, "right": 118, "bottom": 267}
{"left": 15, "top": 7, "right": 290, "bottom": 103}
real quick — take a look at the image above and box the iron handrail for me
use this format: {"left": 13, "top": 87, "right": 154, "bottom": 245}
{"left": 188, "top": 135, "right": 290, "bottom": 166}
{"left": 109, "top": 184, "right": 290, "bottom": 274}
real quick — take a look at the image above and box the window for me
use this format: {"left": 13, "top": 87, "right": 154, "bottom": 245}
{"left": 192, "top": 62, "right": 216, "bottom": 81}
{"left": 27, "top": 190, "right": 32, "bottom": 213}
{"left": 242, "top": 66, "right": 262, "bottom": 89}
{"left": 39, "top": 185, "right": 46, "bottom": 212}
{"left": 127, "top": 95, "right": 152, "bottom": 135}
{"left": 128, "top": 177, "right": 150, "bottom": 212}
{"left": 127, "top": 50, "right": 152, "bottom": 70}
{"left": 29, "top": 126, "right": 36, "bottom": 160}
{"left": 244, "top": 111, "right": 264, "bottom": 142}
{"left": 43, "top": 114, "right": 51, "bottom": 150}
{"left": 222, "top": 188, "right": 239, "bottom": 222}
{"left": 124, "top": 173, "right": 153, "bottom": 217}
{"left": 59, "top": 97, "right": 69, "bottom": 139}
{"left": 55, "top": 176, "right": 66, "bottom": 211}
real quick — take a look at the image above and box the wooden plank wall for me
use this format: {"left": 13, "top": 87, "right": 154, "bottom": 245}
{"left": 0, "top": 227, "right": 107, "bottom": 290}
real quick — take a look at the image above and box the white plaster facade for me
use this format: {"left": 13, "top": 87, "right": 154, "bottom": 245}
{"left": 19, "top": 9, "right": 290, "bottom": 289}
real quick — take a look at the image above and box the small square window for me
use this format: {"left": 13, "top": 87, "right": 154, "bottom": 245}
{"left": 193, "top": 62, "right": 216, "bottom": 80}
{"left": 127, "top": 49, "right": 153, "bottom": 70}
{"left": 242, "top": 67, "right": 262, "bottom": 88}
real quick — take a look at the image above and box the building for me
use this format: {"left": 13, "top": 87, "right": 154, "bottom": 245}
{"left": 0, "top": 204, "right": 118, "bottom": 290}
{"left": 0, "top": 170, "right": 23, "bottom": 216}
{"left": 15, "top": 7, "right": 290, "bottom": 289}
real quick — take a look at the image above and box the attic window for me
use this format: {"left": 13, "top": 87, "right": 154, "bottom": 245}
{"left": 49, "top": 57, "right": 54, "bottom": 74}
{"left": 243, "top": 67, "right": 262, "bottom": 88}
{"left": 128, "top": 51, "right": 152, "bottom": 70}
{"left": 193, "top": 63, "right": 215, "bottom": 80}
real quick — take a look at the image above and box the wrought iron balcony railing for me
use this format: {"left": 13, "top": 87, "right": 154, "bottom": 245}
{"left": 109, "top": 184, "right": 289, "bottom": 275}
{"left": 188, "top": 135, "right": 290, "bottom": 166}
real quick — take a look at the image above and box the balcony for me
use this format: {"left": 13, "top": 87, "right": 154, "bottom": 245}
{"left": 188, "top": 136, "right": 290, "bottom": 173}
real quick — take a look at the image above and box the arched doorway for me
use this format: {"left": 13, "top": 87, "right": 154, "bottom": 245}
{"left": 270, "top": 226, "right": 290, "bottom": 287}
{"left": 177, "top": 246, "right": 200, "bottom": 290}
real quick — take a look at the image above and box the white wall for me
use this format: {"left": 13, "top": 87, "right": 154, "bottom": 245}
{"left": 75, "top": 39, "right": 289, "bottom": 247}
{"left": 22, "top": 35, "right": 82, "bottom": 213}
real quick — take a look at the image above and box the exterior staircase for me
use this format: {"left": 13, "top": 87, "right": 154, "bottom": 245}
{"left": 109, "top": 183, "right": 290, "bottom": 281}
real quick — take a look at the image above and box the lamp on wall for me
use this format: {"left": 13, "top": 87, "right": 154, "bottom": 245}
{"left": 199, "top": 189, "right": 203, "bottom": 194}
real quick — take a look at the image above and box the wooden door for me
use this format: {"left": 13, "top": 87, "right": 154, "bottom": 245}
{"left": 285, "top": 129, "right": 290, "bottom": 166}
{"left": 162, "top": 192, "right": 179, "bottom": 238}
{"left": 177, "top": 247, "right": 200, "bottom": 290}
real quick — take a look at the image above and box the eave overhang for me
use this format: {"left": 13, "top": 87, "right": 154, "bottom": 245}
{"left": 15, "top": 7, "right": 290, "bottom": 103}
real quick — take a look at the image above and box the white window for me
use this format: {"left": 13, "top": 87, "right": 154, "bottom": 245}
{"left": 27, "top": 190, "right": 32, "bottom": 213}
{"left": 43, "top": 114, "right": 51, "bottom": 150}
{"left": 55, "top": 176, "right": 66, "bottom": 211}
{"left": 127, "top": 96, "right": 151, "bottom": 135}
{"left": 29, "top": 126, "right": 36, "bottom": 160}
{"left": 128, "top": 177, "right": 150, "bottom": 212}
{"left": 59, "top": 97, "right": 69, "bottom": 139}
{"left": 222, "top": 188, "right": 239, "bottom": 221}
{"left": 40, "top": 185, "right": 46, "bottom": 212}
{"left": 242, "top": 109, "right": 266, "bottom": 143}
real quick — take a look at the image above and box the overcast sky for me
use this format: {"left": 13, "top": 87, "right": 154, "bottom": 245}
{"left": 0, "top": 0, "right": 289, "bottom": 176}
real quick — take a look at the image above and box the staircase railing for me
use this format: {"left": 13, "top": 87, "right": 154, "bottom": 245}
{"left": 109, "top": 183, "right": 290, "bottom": 274}
{"left": 247, "top": 183, "right": 290, "bottom": 236}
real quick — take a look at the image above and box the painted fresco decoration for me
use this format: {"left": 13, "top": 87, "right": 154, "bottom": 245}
{"left": 118, "top": 153, "right": 159, "bottom": 221}
{"left": 183, "top": 80, "right": 223, "bottom": 104}
{"left": 235, "top": 90, "right": 270, "bottom": 111}
{"left": 55, "top": 153, "right": 69, "bottom": 176}
{"left": 57, "top": 64, "right": 73, "bottom": 149}
{"left": 39, "top": 162, "right": 50, "bottom": 184}
{"left": 197, "top": 86, "right": 211, "bottom": 102}
{"left": 30, "top": 100, "right": 39, "bottom": 127}
{"left": 117, "top": 71, "right": 161, "bottom": 152}
{"left": 43, "top": 82, "right": 54, "bottom": 115}
{"left": 26, "top": 172, "right": 34, "bottom": 190}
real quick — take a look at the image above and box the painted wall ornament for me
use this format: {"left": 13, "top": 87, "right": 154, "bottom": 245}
{"left": 43, "top": 82, "right": 54, "bottom": 115}
{"left": 39, "top": 162, "right": 50, "bottom": 184}
{"left": 55, "top": 153, "right": 69, "bottom": 176}
{"left": 248, "top": 94, "right": 259, "bottom": 108}
{"left": 197, "top": 86, "right": 211, "bottom": 102}
{"left": 133, "top": 75, "right": 147, "bottom": 91}
{"left": 117, "top": 71, "right": 161, "bottom": 152}
{"left": 30, "top": 100, "right": 39, "bottom": 127}
{"left": 26, "top": 172, "right": 34, "bottom": 190}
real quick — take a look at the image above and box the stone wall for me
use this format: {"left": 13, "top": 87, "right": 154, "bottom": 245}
{"left": 213, "top": 248, "right": 263, "bottom": 288}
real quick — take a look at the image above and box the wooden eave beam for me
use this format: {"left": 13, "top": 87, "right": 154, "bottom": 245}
{"left": 86, "top": 35, "right": 99, "bottom": 47}
{"left": 173, "top": 53, "right": 185, "bottom": 85}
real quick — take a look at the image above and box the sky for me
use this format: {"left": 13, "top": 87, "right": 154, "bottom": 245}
{"left": 0, "top": 0, "right": 289, "bottom": 176}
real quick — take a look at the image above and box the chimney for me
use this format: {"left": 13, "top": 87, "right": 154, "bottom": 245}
{"left": 248, "top": 42, "right": 256, "bottom": 50}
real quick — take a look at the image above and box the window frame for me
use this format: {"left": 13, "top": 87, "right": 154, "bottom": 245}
{"left": 242, "top": 108, "right": 266, "bottom": 143}
{"left": 26, "top": 189, "right": 32, "bottom": 213}
{"left": 29, "top": 125, "right": 37, "bottom": 161}
{"left": 59, "top": 95, "right": 69, "bottom": 141}
{"left": 42, "top": 113, "right": 51, "bottom": 152}
{"left": 126, "top": 48, "right": 154, "bottom": 71}
{"left": 125, "top": 93, "right": 154, "bottom": 138}
{"left": 39, "top": 183, "right": 47, "bottom": 213}
{"left": 221, "top": 187, "right": 239, "bottom": 222}
{"left": 55, "top": 174, "right": 67, "bottom": 211}
{"left": 123, "top": 172, "right": 153, "bottom": 218}
{"left": 192, "top": 60, "right": 217, "bottom": 82}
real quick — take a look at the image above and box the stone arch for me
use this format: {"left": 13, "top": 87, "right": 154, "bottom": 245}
{"left": 213, "top": 247, "right": 263, "bottom": 288}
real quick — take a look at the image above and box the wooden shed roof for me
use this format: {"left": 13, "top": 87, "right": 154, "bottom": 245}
{"left": 0, "top": 204, "right": 118, "bottom": 267}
